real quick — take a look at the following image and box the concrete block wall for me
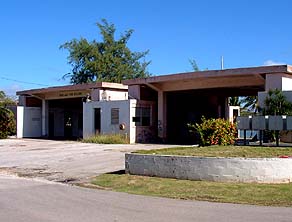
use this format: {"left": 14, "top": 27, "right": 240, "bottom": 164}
{"left": 125, "top": 154, "right": 292, "bottom": 183}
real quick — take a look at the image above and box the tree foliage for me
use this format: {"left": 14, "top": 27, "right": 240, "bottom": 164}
{"left": 0, "top": 91, "right": 16, "bottom": 106}
{"left": 0, "top": 91, "right": 16, "bottom": 139}
{"left": 241, "top": 96, "right": 259, "bottom": 113}
{"left": 228, "top": 97, "right": 241, "bottom": 106}
{"left": 189, "top": 59, "right": 200, "bottom": 72}
{"left": 61, "top": 19, "right": 151, "bottom": 84}
{"left": 263, "top": 89, "right": 292, "bottom": 115}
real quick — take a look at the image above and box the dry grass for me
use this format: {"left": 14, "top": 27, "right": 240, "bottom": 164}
{"left": 82, "top": 134, "right": 129, "bottom": 144}
{"left": 92, "top": 173, "right": 292, "bottom": 207}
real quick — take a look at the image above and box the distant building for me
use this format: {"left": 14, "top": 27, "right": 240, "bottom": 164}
{"left": 17, "top": 65, "right": 292, "bottom": 144}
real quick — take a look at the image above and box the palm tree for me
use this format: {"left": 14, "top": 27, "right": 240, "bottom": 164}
{"left": 241, "top": 96, "right": 259, "bottom": 113}
{"left": 189, "top": 59, "right": 200, "bottom": 72}
{"left": 264, "top": 89, "right": 292, "bottom": 115}
{"left": 229, "top": 97, "right": 241, "bottom": 106}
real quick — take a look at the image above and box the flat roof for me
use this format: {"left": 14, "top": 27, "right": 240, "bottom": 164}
{"left": 123, "top": 65, "right": 292, "bottom": 85}
{"left": 17, "top": 82, "right": 128, "bottom": 95}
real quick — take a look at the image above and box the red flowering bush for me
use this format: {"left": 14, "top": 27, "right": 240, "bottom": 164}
{"left": 188, "top": 117, "right": 237, "bottom": 146}
{"left": 0, "top": 107, "right": 16, "bottom": 139}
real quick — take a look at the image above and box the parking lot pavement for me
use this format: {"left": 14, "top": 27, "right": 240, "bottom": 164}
{"left": 0, "top": 138, "right": 177, "bottom": 183}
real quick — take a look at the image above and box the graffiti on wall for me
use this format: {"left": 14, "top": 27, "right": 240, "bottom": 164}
{"left": 136, "top": 127, "right": 156, "bottom": 143}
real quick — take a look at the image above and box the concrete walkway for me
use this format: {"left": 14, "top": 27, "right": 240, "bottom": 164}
{"left": 0, "top": 138, "right": 177, "bottom": 182}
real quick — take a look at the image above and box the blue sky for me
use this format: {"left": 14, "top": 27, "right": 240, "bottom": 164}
{"left": 1, "top": 0, "right": 292, "bottom": 96}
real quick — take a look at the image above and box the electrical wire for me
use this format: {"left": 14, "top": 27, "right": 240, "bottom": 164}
{"left": 0, "top": 76, "right": 50, "bottom": 87}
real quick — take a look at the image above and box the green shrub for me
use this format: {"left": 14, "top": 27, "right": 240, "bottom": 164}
{"left": 188, "top": 117, "right": 237, "bottom": 146}
{"left": 0, "top": 107, "right": 16, "bottom": 139}
{"left": 82, "top": 134, "right": 129, "bottom": 144}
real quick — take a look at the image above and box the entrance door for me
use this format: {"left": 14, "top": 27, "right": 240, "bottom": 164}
{"left": 64, "top": 111, "right": 73, "bottom": 138}
{"left": 94, "top": 108, "right": 101, "bottom": 134}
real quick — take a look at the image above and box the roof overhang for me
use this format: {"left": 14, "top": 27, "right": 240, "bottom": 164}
{"left": 123, "top": 65, "right": 292, "bottom": 92}
{"left": 16, "top": 82, "right": 128, "bottom": 99}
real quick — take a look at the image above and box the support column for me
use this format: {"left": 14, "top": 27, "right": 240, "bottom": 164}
{"left": 18, "top": 95, "right": 26, "bottom": 106}
{"left": 158, "top": 91, "right": 167, "bottom": 140}
{"left": 225, "top": 97, "right": 229, "bottom": 120}
{"left": 42, "top": 99, "right": 49, "bottom": 137}
{"left": 16, "top": 106, "right": 24, "bottom": 138}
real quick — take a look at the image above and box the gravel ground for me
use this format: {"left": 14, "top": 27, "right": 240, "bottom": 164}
{"left": 0, "top": 138, "right": 177, "bottom": 183}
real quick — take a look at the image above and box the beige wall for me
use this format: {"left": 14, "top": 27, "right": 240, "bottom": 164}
{"left": 282, "top": 77, "right": 292, "bottom": 90}
{"left": 83, "top": 100, "right": 134, "bottom": 143}
{"left": 17, "top": 106, "right": 42, "bottom": 138}
{"left": 99, "top": 89, "right": 128, "bottom": 101}
{"left": 91, "top": 88, "right": 128, "bottom": 101}
{"left": 83, "top": 99, "right": 157, "bottom": 143}
{"left": 265, "top": 74, "right": 292, "bottom": 91}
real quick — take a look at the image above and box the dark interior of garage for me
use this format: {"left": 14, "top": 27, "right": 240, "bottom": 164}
{"left": 48, "top": 98, "right": 83, "bottom": 139}
{"left": 165, "top": 86, "right": 262, "bottom": 144}
{"left": 166, "top": 89, "right": 227, "bottom": 144}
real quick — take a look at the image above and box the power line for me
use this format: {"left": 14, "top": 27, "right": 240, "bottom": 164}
{"left": 0, "top": 76, "right": 50, "bottom": 87}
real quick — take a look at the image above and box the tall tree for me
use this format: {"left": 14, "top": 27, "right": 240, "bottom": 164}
{"left": 61, "top": 19, "right": 151, "bottom": 84}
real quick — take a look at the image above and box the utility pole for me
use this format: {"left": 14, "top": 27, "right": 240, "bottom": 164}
{"left": 221, "top": 56, "right": 224, "bottom": 70}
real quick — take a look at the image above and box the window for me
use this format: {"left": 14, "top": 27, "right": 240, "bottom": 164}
{"left": 133, "top": 107, "right": 151, "bottom": 126}
{"left": 111, "top": 108, "right": 119, "bottom": 124}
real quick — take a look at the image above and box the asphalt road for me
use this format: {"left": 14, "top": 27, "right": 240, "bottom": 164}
{"left": 1, "top": 175, "right": 292, "bottom": 222}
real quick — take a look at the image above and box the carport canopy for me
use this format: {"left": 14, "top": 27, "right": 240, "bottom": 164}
{"left": 124, "top": 65, "right": 292, "bottom": 95}
{"left": 123, "top": 65, "right": 292, "bottom": 142}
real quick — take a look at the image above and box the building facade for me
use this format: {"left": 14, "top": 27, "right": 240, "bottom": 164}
{"left": 17, "top": 65, "right": 292, "bottom": 144}
{"left": 17, "top": 82, "right": 129, "bottom": 139}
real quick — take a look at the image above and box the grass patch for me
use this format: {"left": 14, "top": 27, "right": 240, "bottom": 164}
{"left": 134, "top": 146, "right": 292, "bottom": 158}
{"left": 92, "top": 173, "right": 292, "bottom": 207}
{"left": 82, "top": 134, "right": 129, "bottom": 144}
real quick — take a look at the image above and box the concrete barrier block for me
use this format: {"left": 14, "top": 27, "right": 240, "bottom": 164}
{"left": 125, "top": 154, "right": 292, "bottom": 184}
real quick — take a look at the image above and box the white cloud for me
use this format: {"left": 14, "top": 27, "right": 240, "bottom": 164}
{"left": 263, "top": 60, "right": 285, "bottom": 66}
{"left": 2, "top": 84, "right": 22, "bottom": 97}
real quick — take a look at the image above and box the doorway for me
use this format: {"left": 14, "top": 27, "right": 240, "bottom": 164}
{"left": 49, "top": 98, "right": 83, "bottom": 139}
{"left": 94, "top": 108, "right": 101, "bottom": 134}
{"left": 64, "top": 111, "right": 73, "bottom": 138}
